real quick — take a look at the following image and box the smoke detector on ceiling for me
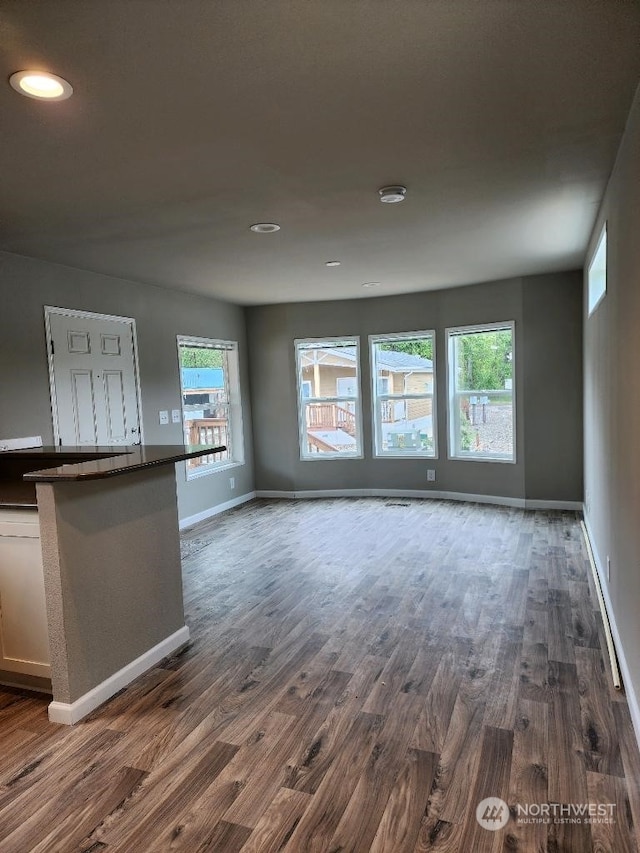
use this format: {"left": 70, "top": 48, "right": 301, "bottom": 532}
{"left": 378, "top": 185, "right": 407, "bottom": 204}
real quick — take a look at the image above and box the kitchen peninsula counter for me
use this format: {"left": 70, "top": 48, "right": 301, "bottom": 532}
{"left": 0, "top": 444, "right": 224, "bottom": 724}
{"left": 22, "top": 444, "right": 218, "bottom": 481}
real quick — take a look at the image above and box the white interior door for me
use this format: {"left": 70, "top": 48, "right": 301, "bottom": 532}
{"left": 45, "top": 307, "right": 143, "bottom": 446}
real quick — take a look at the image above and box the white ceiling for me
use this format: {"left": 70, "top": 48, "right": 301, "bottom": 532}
{"left": 1, "top": 0, "right": 639, "bottom": 305}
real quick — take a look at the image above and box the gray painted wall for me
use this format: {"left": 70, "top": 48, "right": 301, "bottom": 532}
{"left": 0, "top": 252, "right": 254, "bottom": 520}
{"left": 522, "top": 274, "right": 583, "bottom": 501}
{"left": 247, "top": 273, "right": 583, "bottom": 501}
{"left": 583, "top": 83, "right": 640, "bottom": 720}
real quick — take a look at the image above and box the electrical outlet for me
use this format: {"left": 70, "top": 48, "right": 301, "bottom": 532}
{"left": 171, "top": 409, "right": 181, "bottom": 424}
{"left": 427, "top": 469, "right": 436, "bottom": 482}
{"left": 158, "top": 410, "right": 169, "bottom": 425}
{"left": 229, "top": 477, "right": 235, "bottom": 490}
{"left": 607, "top": 555, "right": 611, "bottom": 582}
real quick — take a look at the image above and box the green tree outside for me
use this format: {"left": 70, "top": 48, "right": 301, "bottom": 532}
{"left": 458, "top": 330, "right": 512, "bottom": 391}
{"left": 179, "top": 346, "right": 223, "bottom": 368}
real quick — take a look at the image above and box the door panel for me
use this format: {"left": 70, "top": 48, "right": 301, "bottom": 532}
{"left": 46, "top": 309, "right": 142, "bottom": 446}
{"left": 103, "top": 371, "right": 127, "bottom": 442}
{"left": 70, "top": 370, "right": 98, "bottom": 443}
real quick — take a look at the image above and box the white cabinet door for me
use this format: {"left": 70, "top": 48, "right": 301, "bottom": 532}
{"left": 45, "top": 307, "right": 143, "bottom": 446}
{"left": 0, "top": 511, "right": 50, "bottom": 678}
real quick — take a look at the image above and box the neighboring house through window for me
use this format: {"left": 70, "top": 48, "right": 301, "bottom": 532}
{"left": 447, "top": 322, "right": 515, "bottom": 462}
{"left": 177, "top": 335, "right": 244, "bottom": 477}
{"left": 295, "top": 338, "right": 363, "bottom": 459}
{"left": 369, "top": 331, "right": 437, "bottom": 457}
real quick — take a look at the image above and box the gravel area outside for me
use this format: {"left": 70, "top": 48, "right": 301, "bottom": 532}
{"left": 464, "top": 401, "right": 513, "bottom": 456}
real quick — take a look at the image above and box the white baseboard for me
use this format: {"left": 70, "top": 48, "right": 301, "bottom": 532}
{"left": 583, "top": 511, "right": 640, "bottom": 752}
{"left": 254, "top": 488, "right": 581, "bottom": 511}
{"left": 179, "top": 491, "right": 256, "bottom": 530}
{"left": 47, "top": 626, "right": 190, "bottom": 725}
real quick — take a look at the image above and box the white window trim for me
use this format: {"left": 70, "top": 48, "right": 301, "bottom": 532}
{"left": 369, "top": 330, "right": 437, "bottom": 459}
{"left": 587, "top": 222, "right": 607, "bottom": 316}
{"left": 446, "top": 321, "right": 516, "bottom": 464}
{"left": 177, "top": 335, "right": 244, "bottom": 479}
{"left": 295, "top": 336, "right": 364, "bottom": 461}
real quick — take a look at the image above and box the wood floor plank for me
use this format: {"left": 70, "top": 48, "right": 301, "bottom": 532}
{"left": 426, "top": 688, "right": 486, "bottom": 825}
{"left": 100, "top": 739, "right": 241, "bottom": 852}
{"left": 369, "top": 748, "right": 439, "bottom": 853}
{"left": 282, "top": 654, "right": 385, "bottom": 794}
{"left": 576, "top": 646, "right": 625, "bottom": 777}
{"left": 328, "top": 692, "right": 428, "bottom": 851}
{"left": 457, "top": 725, "right": 513, "bottom": 852}
{"left": 587, "top": 771, "right": 639, "bottom": 853}
{"left": 0, "top": 499, "right": 637, "bottom": 853}
{"left": 410, "top": 644, "right": 467, "bottom": 754}
{"left": 506, "top": 697, "right": 548, "bottom": 852}
{"left": 237, "top": 787, "right": 312, "bottom": 853}
{"left": 547, "top": 659, "right": 588, "bottom": 804}
{"left": 29, "top": 766, "right": 148, "bottom": 853}
{"left": 613, "top": 701, "right": 640, "bottom": 842}
{"left": 280, "top": 711, "right": 385, "bottom": 852}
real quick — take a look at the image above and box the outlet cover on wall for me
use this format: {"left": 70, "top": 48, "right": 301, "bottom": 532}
{"left": 171, "top": 409, "right": 181, "bottom": 424}
{"left": 427, "top": 469, "right": 436, "bottom": 482}
{"left": 159, "top": 410, "right": 169, "bottom": 425}
{"left": 229, "top": 477, "right": 235, "bottom": 490}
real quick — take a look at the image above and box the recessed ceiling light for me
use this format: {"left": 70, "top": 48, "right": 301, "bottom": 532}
{"left": 250, "top": 223, "right": 280, "bottom": 233}
{"left": 9, "top": 70, "right": 73, "bottom": 101}
{"left": 378, "top": 185, "right": 407, "bottom": 204}
{"left": 325, "top": 261, "right": 341, "bottom": 267}
{"left": 362, "top": 281, "right": 381, "bottom": 288}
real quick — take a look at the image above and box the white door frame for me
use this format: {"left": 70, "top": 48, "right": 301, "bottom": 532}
{"left": 44, "top": 306, "right": 145, "bottom": 446}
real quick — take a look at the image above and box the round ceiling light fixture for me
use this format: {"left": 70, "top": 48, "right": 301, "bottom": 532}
{"left": 9, "top": 70, "right": 73, "bottom": 101}
{"left": 325, "top": 260, "right": 341, "bottom": 267}
{"left": 249, "top": 222, "right": 281, "bottom": 233}
{"left": 378, "top": 185, "right": 407, "bottom": 204}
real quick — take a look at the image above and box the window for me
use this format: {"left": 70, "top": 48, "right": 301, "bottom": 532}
{"left": 177, "top": 336, "right": 244, "bottom": 477}
{"left": 295, "top": 337, "right": 362, "bottom": 459}
{"left": 447, "top": 322, "right": 515, "bottom": 462}
{"left": 588, "top": 223, "right": 607, "bottom": 315}
{"left": 370, "top": 331, "right": 436, "bottom": 457}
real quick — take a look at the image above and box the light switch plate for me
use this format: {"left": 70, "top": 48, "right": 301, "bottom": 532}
{"left": 171, "top": 409, "right": 181, "bottom": 424}
{"left": 159, "top": 410, "right": 169, "bottom": 425}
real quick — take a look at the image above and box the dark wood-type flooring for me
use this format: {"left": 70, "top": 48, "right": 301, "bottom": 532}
{"left": 0, "top": 498, "right": 639, "bottom": 852}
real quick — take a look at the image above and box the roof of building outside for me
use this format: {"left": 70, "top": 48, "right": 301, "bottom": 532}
{"left": 322, "top": 346, "right": 432, "bottom": 371}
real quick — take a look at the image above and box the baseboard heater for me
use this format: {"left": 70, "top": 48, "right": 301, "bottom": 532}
{"left": 580, "top": 521, "right": 622, "bottom": 691}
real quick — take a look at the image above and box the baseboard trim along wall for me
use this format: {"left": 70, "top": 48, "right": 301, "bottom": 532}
{"left": 254, "top": 488, "right": 582, "bottom": 511}
{"left": 179, "top": 491, "right": 256, "bottom": 530}
{"left": 583, "top": 511, "right": 640, "bottom": 753}
{"left": 47, "top": 626, "right": 190, "bottom": 726}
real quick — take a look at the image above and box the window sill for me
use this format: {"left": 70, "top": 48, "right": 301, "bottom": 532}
{"left": 448, "top": 454, "right": 516, "bottom": 464}
{"left": 300, "top": 453, "right": 364, "bottom": 462}
{"left": 185, "top": 459, "right": 244, "bottom": 480}
{"left": 374, "top": 452, "right": 438, "bottom": 460}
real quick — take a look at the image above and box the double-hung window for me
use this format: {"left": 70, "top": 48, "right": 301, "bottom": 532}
{"left": 447, "top": 322, "right": 515, "bottom": 462}
{"left": 370, "top": 331, "right": 437, "bottom": 457}
{"left": 177, "top": 336, "right": 244, "bottom": 477}
{"left": 295, "top": 337, "right": 363, "bottom": 459}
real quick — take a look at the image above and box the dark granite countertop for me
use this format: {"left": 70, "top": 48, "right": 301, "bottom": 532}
{"left": 0, "top": 445, "right": 224, "bottom": 488}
